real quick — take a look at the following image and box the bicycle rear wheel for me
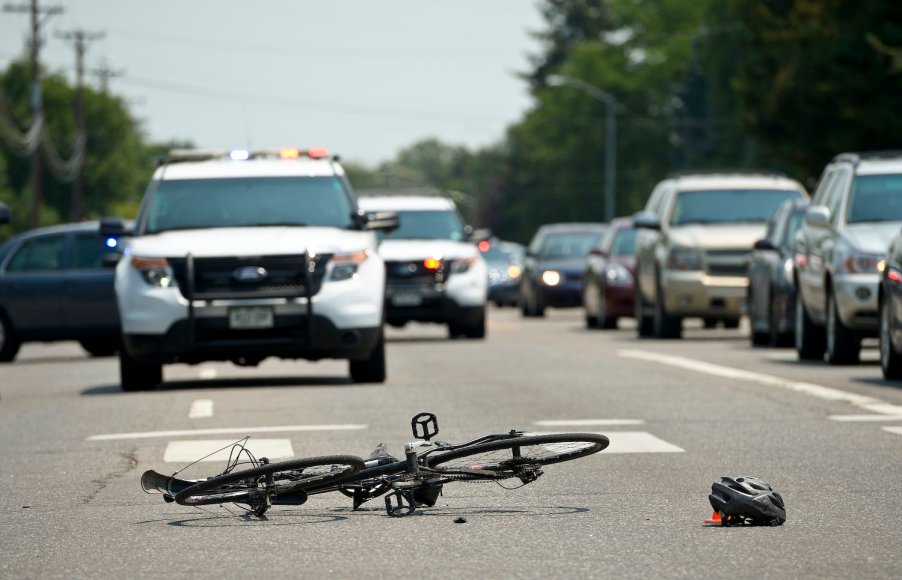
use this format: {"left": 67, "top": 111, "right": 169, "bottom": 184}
{"left": 425, "top": 434, "right": 609, "bottom": 478}
{"left": 173, "top": 455, "right": 365, "bottom": 507}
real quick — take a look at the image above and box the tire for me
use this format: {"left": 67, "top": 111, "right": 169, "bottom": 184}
{"left": 880, "top": 293, "right": 902, "bottom": 380}
{"left": 520, "top": 284, "right": 544, "bottom": 317}
{"left": 749, "top": 291, "right": 769, "bottom": 346}
{"left": 635, "top": 287, "right": 654, "bottom": 338}
{"left": 596, "top": 289, "right": 617, "bottom": 329}
{"left": 350, "top": 333, "right": 386, "bottom": 383}
{"left": 119, "top": 347, "right": 163, "bottom": 392}
{"left": 0, "top": 311, "right": 21, "bottom": 363}
{"left": 653, "top": 281, "right": 681, "bottom": 339}
{"left": 80, "top": 339, "right": 118, "bottom": 357}
{"left": 723, "top": 318, "right": 740, "bottom": 330}
{"left": 795, "top": 296, "right": 825, "bottom": 360}
{"left": 426, "top": 434, "right": 609, "bottom": 479}
{"left": 173, "top": 455, "right": 365, "bottom": 508}
{"left": 449, "top": 307, "right": 486, "bottom": 339}
{"left": 583, "top": 283, "right": 599, "bottom": 328}
{"left": 702, "top": 318, "right": 718, "bottom": 329}
{"left": 770, "top": 294, "right": 794, "bottom": 348}
{"left": 826, "top": 290, "right": 860, "bottom": 365}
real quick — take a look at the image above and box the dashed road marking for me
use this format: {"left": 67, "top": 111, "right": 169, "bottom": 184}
{"left": 882, "top": 426, "right": 902, "bottom": 436}
{"left": 188, "top": 399, "right": 214, "bottom": 419}
{"left": 529, "top": 431, "right": 684, "bottom": 454}
{"left": 534, "top": 419, "right": 645, "bottom": 427}
{"left": 198, "top": 367, "right": 218, "bottom": 380}
{"left": 163, "top": 439, "right": 294, "bottom": 463}
{"left": 619, "top": 349, "right": 902, "bottom": 416}
{"left": 86, "top": 424, "right": 367, "bottom": 441}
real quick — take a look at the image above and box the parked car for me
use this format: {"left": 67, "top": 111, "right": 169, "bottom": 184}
{"left": 0, "top": 221, "right": 126, "bottom": 362}
{"left": 634, "top": 172, "right": 807, "bottom": 339}
{"left": 747, "top": 199, "right": 809, "bottom": 346}
{"left": 357, "top": 195, "right": 489, "bottom": 339}
{"left": 520, "top": 223, "right": 607, "bottom": 317}
{"left": 794, "top": 151, "right": 902, "bottom": 364}
{"left": 482, "top": 238, "right": 525, "bottom": 307}
{"left": 583, "top": 217, "right": 636, "bottom": 329}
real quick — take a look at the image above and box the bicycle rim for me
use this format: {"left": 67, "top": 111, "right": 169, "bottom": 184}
{"left": 174, "top": 455, "right": 365, "bottom": 507}
{"left": 426, "top": 434, "right": 609, "bottom": 476}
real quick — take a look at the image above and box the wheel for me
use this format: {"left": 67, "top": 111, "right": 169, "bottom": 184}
{"left": 826, "top": 290, "right": 860, "bottom": 365}
{"left": 119, "top": 347, "right": 163, "bottom": 391}
{"left": 723, "top": 318, "right": 740, "bottom": 329}
{"left": 653, "top": 281, "right": 681, "bottom": 339}
{"left": 880, "top": 293, "right": 902, "bottom": 379}
{"left": 520, "top": 285, "right": 543, "bottom": 318}
{"left": 449, "top": 307, "right": 486, "bottom": 339}
{"left": 0, "top": 311, "right": 21, "bottom": 363}
{"left": 635, "top": 287, "right": 654, "bottom": 338}
{"left": 80, "top": 339, "right": 118, "bottom": 357}
{"left": 583, "top": 283, "right": 599, "bottom": 328}
{"left": 749, "top": 291, "right": 769, "bottom": 346}
{"left": 426, "top": 434, "right": 609, "bottom": 479}
{"left": 173, "top": 455, "right": 365, "bottom": 508}
{"left": 350, "top": 333, "right": 386, "bottom": 383}
{"left": 702, "top": 318, "right": 718, "bottom": 329}
{"left": 596, "top": 289, "right": 617, "bottom": 329}
{"left": 795, "top": 295, "right": 825, "bottom": 360}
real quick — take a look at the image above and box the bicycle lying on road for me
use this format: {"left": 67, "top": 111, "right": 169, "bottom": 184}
{"left": 141, "top": 412, "right": 610, "bottom": 518}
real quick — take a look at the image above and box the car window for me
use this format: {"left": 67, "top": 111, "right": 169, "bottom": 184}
{"left": 144, "top": 177, "right": 355, "bottom": 233}
{"left": 781, "top": 209, "right": 806, "bottom": 248}
{"left": 847, "top": 173, "right": 902, "bottom": 223}
{"left": 7, "top": 234, "right": 67, "bottom": 272}
{"left": 377, "top": 209, "right": 465, "bottom": 241}
{"left": 610, "top": 228, "right": 636, "bottom": 256}
{"left": 539, "top": 231, "right": 602, "bottom": 259}
{"left": 811, "top": 170, "right": 835, "bottom": 206}
{"left": 826, "top": 170, "right": 850, "bottom": 224}
{"left": 669, "top": 189, "right": 802, "bottom": 225}
{"left": 71, "top": 233, "right": 110, "bottom": 269}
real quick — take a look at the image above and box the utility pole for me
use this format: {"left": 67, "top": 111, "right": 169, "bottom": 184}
{"left": 3, "top": 0, "right": 64, "bottom": 228}
{"left": 91, "top": 57, "right": 124, "bottom": 94}
{"left": 57, "top": 29, "right": 103, "bottom": 221}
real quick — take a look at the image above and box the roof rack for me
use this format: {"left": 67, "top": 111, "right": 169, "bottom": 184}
{"left": 832, "top": 150, "right": 902, "bottom": 165}
{"left": 158, "top": 147, "right": 340, "bottom": 166}
{"left": 667, "top": 168, "right": 786, "bottom": 179}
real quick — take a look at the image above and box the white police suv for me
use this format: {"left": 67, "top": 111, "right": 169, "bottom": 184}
{"left": 356, "top": 196, "right": 488, "bottom": 339}
{"left": 112, "top": 148, "right": 397, "bottom": 391}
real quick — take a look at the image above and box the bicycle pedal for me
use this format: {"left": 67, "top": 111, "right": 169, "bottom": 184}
{"left": 385, "top": 491, "right": 416, "bottom": 517}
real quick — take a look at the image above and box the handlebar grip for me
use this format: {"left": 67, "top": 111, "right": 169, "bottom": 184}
{"left": 141, "top": 470, "right": 192, "bottom": 495}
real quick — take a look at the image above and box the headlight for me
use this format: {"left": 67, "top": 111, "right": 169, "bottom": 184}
{"left": 841, "top": 250, "right": 882, "bottom": 274}
{"left": 507, "top": 264, "right": 522, "bottom": 279}
{"left": 666, "top": 246, "right": 703, "bottom": 271}
{"left": 130, "top": 256, "right": 175, "bottom": 288}
{"left": 329, "top": 249, "right": 369, "bottom": 281}
{"left": 604, "top": 263, "right": 634, "bottom": 286}
{"left": 541, "top": 270, "right": 562, "bottom": 286}
{"left": 450, "top": 256, "right": 476, "bottom": 274}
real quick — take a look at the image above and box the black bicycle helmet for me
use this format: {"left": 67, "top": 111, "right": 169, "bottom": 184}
{"left": 708, "top": 476, "right": 786, "bottom": 526}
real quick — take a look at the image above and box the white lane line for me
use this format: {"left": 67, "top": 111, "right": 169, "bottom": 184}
{"left": 882, "top": 426, "right": 902, "bottom": 436}
{"left": 198, "top": 367, "right": 218, "bottom": 380}
{"left": 829, "top": 414, "right": 902, "bottom": 422}
{"left": 164, "top": 439, "right": 294, "bottom": 463}
{"left": 188, "top": 399, "right": 214, "bottom": 419}
{"left": 534, "top": 419, "right": 645, "bottom": 427}
{"left": 619, "top": 349, "right": 902, "bottom": 416}
{"left": 86, "top": 424, "right": 367, "bottom": 441}
{"left": 529, "top": 431, "right": 684, "bottom": 454}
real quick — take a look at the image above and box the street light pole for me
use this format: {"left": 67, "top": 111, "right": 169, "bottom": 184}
{"left": 546, "top": 74, "right": 617, "bottom": 222}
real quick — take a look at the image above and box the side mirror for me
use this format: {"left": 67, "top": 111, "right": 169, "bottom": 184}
{"left": 633, "top": 211, "right": 661, "bottom": 231}
{"left": 0, "top": 201, "right": 10, "bottom": 225}
{"left": 99, "top": 217, "right": 131, "bottom": 237}
{"left": 468, "top": 227, "right": 492, "bottom": 243}
{"left": 753, "top": 238, "right": 777, "bottom": 251}
{"left": 365, "top": 211, "right": 399, "bottom": 232}
{"left": 805, "top": 206, "right": 830, "bottom": 228}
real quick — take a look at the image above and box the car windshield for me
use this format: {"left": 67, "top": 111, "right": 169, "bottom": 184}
{"left": 610, "top": 228, "right": 636, "bottom": 256}
{"left": 143, "top": 177, "right": 354, "bottom": 234}
{"left": 846, "top": 174, "right": 902, "bottom": 223}
{"left": 670, "top": 189, "right": 802, "bottom": 226}
{"left": 378, "top": 210, "right": 465, "bottom": 241}
{"left": 539, "top": 231, "right": 602, "bottom": 259}
{"left": 482, "top": 242, "right": 523, "bottom": 266}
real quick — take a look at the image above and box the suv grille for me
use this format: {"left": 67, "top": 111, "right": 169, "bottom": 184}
{"left": 385, "top": 260, "right": 451, "bottom": 285}
{"left": 704, "top": 250, "right": 749, "bottom": 277}
{"left": 169, "top": 254, "right": 331, "bottom": 300}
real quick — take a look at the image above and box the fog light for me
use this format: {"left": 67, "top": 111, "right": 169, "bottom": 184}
{"left": 855, "top": 287, "right": 871, "bottom": 301}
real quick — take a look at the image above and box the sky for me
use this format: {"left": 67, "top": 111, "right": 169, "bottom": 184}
{"left": 0, "top": 1, "right": 546, "bottom": 166}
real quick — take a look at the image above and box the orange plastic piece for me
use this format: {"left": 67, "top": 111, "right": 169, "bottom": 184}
{"left": 704, "top": 510, "right": 722, "bottom": 524}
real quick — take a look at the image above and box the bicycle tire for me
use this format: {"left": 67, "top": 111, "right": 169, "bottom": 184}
{"left": 173, "top": 455, "right": 365, "bottom": 507}
{"left": 425, "top": 434, "right": 609, "bottom": 477}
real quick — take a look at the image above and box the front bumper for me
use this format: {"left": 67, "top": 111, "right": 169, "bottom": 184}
{"left": 661, "top": 270, "right": 747, "bottom": 317}
{"left": 385, "top": 284, "right": 484, "bottom": 325}
{"left": 536, "top": 279, "right": 583, "bottom": 308}
{"left": 833, "top": 273, "right": 879, "bottom": 333}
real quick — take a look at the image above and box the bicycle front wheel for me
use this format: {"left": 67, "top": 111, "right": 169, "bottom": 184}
{"left": 425, "top": 434, "right": 609, "bottom": 477}
{"left": 174, "top": 455, "right": 365, "bottom": 507}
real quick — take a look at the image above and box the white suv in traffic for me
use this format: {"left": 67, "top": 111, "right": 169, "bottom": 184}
{"left": 357, "top": 196, "right": 488, "bottom": 339}
{"left": 111, "top": 148, "right": 397, "bottom": 391}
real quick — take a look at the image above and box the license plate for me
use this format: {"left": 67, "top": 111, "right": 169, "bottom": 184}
{"left": 228, "top": 307, "right": 274, "bottom": 329}
{"left": 391, "top": 292, "right": 423, "bottom": 307}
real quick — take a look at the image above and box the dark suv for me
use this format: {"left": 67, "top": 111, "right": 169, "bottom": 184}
{"left": 0, "top": 221, "right": 125, "bottom": 361}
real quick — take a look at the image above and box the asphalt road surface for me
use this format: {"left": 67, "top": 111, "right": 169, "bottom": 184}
{"left": 1, "top": 307, "right": 900, "bottom": 579}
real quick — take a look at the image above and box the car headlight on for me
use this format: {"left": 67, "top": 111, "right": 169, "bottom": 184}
{"left": 507, "top": 264, "right": 522, "bottom": 279}
{"left": 666, "top": 246, "right": 703, "bottom": 271}
{"left": 329, "top": 249, "right": 369, "bottom": 281}
{"left": 841, "top": 250, "right": 883, "bottom": 274}
{"left": 450, "top": 256, "right": 476, "bottom": 274}
{"left": 604, "top": 263, "right": 634, "bottom": 286}
{"left": 541, "top": 270, "right": 562, "bottom": 286}
{"left": 131, "top": 256, "right": 175, "bottom": 288}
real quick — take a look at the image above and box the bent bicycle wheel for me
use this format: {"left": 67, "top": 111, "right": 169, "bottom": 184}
{"left": 173, "top": 455, "right": 365, "bottom": 507}
{"left": 426, "top": 434, "right": 609, "bottom": 478}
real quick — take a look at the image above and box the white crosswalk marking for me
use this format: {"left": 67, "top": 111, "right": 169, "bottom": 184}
{"left": 163, "top": 439, "right": 294, "bottom": 463}
{"left": 534, "top": 419, "right": 645, "bottom": 427}
{"left": 188, "top": 399, "right": 213, "bottom": 419}
{"left": 529, "top": 431, "right": 684, "bottom": 454}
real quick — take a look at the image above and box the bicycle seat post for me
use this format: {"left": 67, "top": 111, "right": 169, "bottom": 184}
{"left": 403, "top": 441, "right": 429, "bottom": 476}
